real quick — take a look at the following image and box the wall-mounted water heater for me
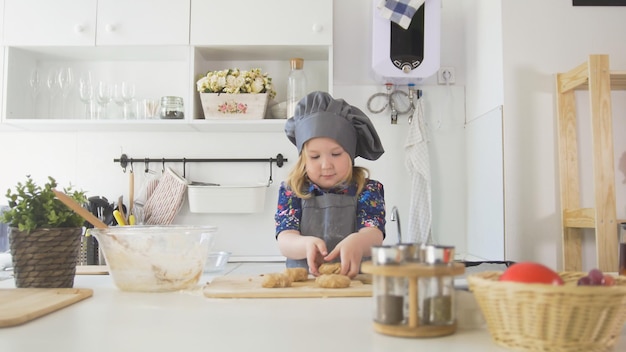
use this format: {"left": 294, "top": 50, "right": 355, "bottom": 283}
{"left": 372, "top": 0, "right": 441, "bottom": 84}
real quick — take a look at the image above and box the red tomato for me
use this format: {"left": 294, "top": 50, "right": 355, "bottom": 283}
{"left": 498, "top": 262, "right": 564, "bottom": 285}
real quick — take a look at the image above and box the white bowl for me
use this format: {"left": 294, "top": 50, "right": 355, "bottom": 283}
{"left": 204, "top": 251, "right": 231, "bottom": 273}
{"left": 90, "top": 225, "right": 217, "bottom": 292}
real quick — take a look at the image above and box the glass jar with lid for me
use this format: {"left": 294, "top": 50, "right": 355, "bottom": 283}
{"left": 419, "top": 244, "right": 456, "bottom": 326}
{"left": 159, "top": 96, "right": 184, "bottom": 119}
{"left": 371, "top": 245, "right": 407, "bottom": 325}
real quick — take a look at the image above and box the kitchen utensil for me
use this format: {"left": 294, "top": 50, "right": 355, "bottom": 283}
{"left": 113, "top": 210, "right": 126, "bottom": 226}
{"left": 129, "top": 169, "right": 135, "bottom": 215}
{"left": 90, "top": 225, "right": 217, "bottom": 292}
{"left": 53, "top": 190, "right": 108, "bottom": 229}
{"left": 203, "top": 274, "right": 372, "bottom": 298}
{"left": 0, "top": 288, "right": 93, "bottom": 327}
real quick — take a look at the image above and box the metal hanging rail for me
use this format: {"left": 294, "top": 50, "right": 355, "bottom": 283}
{"left": 113, "top": 153, "right": 288, "bottom": 182}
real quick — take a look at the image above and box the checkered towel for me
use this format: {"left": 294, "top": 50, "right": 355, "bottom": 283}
{"left": 377, "top": 0, "right": 426, "bottom": 29}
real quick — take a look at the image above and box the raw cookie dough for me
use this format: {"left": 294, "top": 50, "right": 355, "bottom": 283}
{"left": 261, "top": 273, "right": 293, "bottom": 288}
{"left": 284, "top": 267, "right": 309, "bottom": 282}
{"left": 316, "top": 274, "right": 351, "bottom": 288}
{"left": 318, "top": 262, "right": 341, "bottom": 275}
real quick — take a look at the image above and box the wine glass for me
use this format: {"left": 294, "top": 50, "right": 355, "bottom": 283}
{"left": 28, "top": 69, "right": 43, "bottom": 116}
{"left": 46, "top": 69, "right": 59, "bottom": 118}
{"left": 121, "top": 82, "right": 136, "bottom": 119}
{"left": 112, "top": 83, "right": 125, "bottom": 119}
{"left": 96, "top": 81, "right": 112, "bottom": 119}
{"left": 78, "top": 72, "right": 94, "bottom": 120}
{"left": 57, "top": 67, "right": 74, "bottom": 118}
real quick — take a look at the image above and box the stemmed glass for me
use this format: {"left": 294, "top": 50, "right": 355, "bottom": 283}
{"left": 96, "top": 81, "right": 112, "bottom": 119}
{"left": 121, "top": 82, "right": 136, "bottom": 119}
{"left": 78, "top": 72, "right": 95, "bottom": 120}
{"left": 28, "top": 69, "right": 43, "bottom": 117}
{"left": 46, "top": 69, "right": 59, "bottom": 118}
{"left": 57, "top": 67, "right": 74, "bottom": 118}
{"left": 112, "top": 84, "right": 125, "bottom": 119}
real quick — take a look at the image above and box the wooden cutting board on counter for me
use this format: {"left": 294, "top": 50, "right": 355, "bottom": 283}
{"left": 0, "top": 288, "right": 93, "bottom": 327}
{"left": 203, "top": 274, "right": 372, "bottom": 298}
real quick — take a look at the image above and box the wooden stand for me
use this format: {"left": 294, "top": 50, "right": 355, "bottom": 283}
{"left": 361, "top": 261, "right": 465, "bottom": 338}
{"left": 555, "top": 54, "right": 626, "bottom": 271}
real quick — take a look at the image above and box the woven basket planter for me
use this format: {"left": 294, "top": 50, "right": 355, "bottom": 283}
{"left": 9, "top": 227, "right": 83, "bottom": 288}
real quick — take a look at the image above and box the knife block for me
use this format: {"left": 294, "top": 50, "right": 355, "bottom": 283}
{"left": 361, "top": 261, "right": 465, "bottom": 338}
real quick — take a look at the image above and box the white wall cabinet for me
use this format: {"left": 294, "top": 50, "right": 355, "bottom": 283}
{"left": 190, "top": 0, "right": 332, "bottom": 46}
{"left": 3, "top": 0, "right": 189, "bottom": 46}
{"left": 96, "top": 0, "right": 190, "bottom": 46}
{"left": 3, "top": 0, "right": 97, "bottom": 46}
{"left": 1, "top": 0, "right": 332, "bottom": 133}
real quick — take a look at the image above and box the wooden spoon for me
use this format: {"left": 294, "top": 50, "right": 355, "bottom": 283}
{"left": 53, "top": 189, "right": 108, "bottom": 229}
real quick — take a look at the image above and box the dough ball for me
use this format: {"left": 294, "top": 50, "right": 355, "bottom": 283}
{"left": 316, "top": 274, "right": 351, "bottom": 288}
{"left": 284, "top": 267, "right": 309, "bottom": 282}
{"left": 261, "top": 273, "right": 293, "bottom": 288}
{"left": 318, "top": 262, "right": 341, "bottom": 275}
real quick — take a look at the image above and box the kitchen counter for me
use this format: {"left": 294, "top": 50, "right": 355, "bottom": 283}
{"left": 1, "top": 262, "right": 625, "bottom": 352}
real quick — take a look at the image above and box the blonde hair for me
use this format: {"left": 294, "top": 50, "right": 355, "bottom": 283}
{"left": 284, "top": 147, "right": 370, "bottom": 199}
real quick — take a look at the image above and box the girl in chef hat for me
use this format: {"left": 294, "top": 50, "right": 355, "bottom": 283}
{"left": 275, "top": 91, "right": 386, "bottom": 279}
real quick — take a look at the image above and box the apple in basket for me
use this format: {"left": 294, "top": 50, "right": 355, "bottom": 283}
{"left": 498, "top": 262, "right": 564, "bottom": 286}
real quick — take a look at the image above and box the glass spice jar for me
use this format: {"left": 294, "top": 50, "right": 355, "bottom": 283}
{"left": 371, "top": 245, "right": 407, "bottom": 325}
{"left": 159, "top": 96, "right": 184, "bottom": 119}
{"left": 419, "top": 244, "right": 456, "bottom": 326}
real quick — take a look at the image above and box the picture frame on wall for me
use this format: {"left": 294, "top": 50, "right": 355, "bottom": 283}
{"left": 573, "top": 0, "right": 626, "bottom": 5}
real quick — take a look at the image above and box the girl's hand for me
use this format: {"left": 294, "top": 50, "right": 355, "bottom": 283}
{"left": 324, "top": 228, "right": 384, "bottom": 279}
{"left": 304, "top": 237, "right": 328, "bottom": 276}
{"left": 324, "top": 235, "right": 363, "bottom": 279}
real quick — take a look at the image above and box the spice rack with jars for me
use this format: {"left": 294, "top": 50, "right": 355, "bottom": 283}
{"left": 361, "top": 245, "right": 465, "bottom": 338}
{"left": 0, "top": 0, "right": 333, "bottom": 133}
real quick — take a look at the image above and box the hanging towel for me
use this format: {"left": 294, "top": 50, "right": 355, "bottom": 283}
{"left": 404, "top": 97, "right": 432, "bottom": 243}
{"left": 377, "top": 0, "right": 426, "bottom": 30}
{"left": 143, "top": 167, "right": 188, "bottom": 225}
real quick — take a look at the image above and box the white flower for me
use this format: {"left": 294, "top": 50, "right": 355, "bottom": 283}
{"left": 196, "top": 68, "right": 276, "bottom": 100}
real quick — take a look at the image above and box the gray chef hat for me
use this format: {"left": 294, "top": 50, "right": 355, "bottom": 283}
{"left": 284, "top": 91, "right": 384, "bottom": 161}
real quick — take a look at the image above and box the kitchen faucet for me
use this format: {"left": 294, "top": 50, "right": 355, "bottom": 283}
{"left": 390, "top": 206, "right": 401, "bottom": 243}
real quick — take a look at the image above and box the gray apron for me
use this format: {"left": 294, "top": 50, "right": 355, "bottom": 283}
{"left": 286, "top": 193, "right": 357, "bottom": 269}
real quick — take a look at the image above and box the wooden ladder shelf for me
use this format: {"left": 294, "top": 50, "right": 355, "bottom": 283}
{"left": 555, "top": 54, "right": 626, "bottom": 272}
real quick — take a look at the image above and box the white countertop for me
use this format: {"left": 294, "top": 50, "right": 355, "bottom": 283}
{"left": 1, "top": 262, "right": 625, "bottom": 352}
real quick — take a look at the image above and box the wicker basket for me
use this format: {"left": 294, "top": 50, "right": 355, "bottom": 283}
{"left": 468, "top": 271, "right": 626, "bottom": 352}
{"left": 9, "top": 227, "right": 83, "bottom": 288}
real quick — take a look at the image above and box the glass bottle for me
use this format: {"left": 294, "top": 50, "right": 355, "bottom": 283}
{"left": 286, "top": 58, "right": 307, "bottom": 118}
{"left": 420, "top": 244, "right": 456, "bottom": 326}
{"left": 371, "top": 245, "right": 407, "bottom": 325}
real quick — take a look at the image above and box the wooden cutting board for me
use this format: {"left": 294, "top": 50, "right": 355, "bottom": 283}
{"left": 203, "top": 274, "right": 372, "bottom": 298}
{"left": 0, "top": 288, "right": 93, "bottom": 327}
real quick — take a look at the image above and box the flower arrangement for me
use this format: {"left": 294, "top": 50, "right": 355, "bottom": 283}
{"left": 196, "top": 68, "right": 276, "bottom": 100}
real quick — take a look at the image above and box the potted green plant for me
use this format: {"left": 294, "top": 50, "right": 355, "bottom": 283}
{"left": 1, "top": 175, "right": 87, "bottom": 288}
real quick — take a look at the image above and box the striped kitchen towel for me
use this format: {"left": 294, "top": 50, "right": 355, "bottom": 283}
{"left": 377, "top": 0, "right": 426, "bottom": 30}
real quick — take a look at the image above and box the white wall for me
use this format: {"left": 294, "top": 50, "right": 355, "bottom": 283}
{"left": 500, "top": 0, "right": 626, "bottom": 269}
